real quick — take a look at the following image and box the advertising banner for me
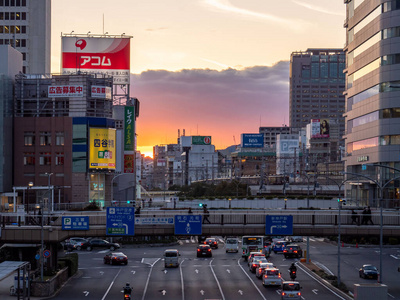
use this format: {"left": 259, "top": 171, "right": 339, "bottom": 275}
{"left": 124, "top": 154, "right": 134, "bottom": 173}
{"left": 61, "top": 36, "right": 130, "bottom": 84}
{"left": 124, "top": 106, "right": 135, "bottom": 151}
{"left": 311, "top": 119, "right": 330, "bottom": 138}
{"left": 91, "top": 85, "right": 112, "bottom": 99}
{"left": 241, "top": 133, "right": 264, "bottom": 148}
{"left": 48, "top": 85, "right": 83, "bottom": 97}
{"left": 192, "top": 136, "right": 211, "bottom": 145}
{"left": 89, "top": 128, "right": 116, "bottom": 169}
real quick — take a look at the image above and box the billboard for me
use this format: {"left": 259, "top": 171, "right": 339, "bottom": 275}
{"left": 48, "top": 85, "right": 83, "bottom": 97}
{"left": 89, "top": 128, "right": 116, "bottom": 169}
{"left": 124, "top": 154, "right": 134, "bottom": 173}
{"left": 241, "top": 133, "right": 264, "bottom": 148}
{"left": 91, "top": 85, "right": 112, "bottom": 99}
{"left": 61, "top": 36, "right": 130, "bottom": 84}
{"left": 311, "top": 119, "right": 330, "bottom": 138}
{"left": 192, "top": 136, "right": 211, "bottom": 145}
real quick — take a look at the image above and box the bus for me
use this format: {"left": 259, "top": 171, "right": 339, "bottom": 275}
{"left": 242, "top": 236, "right": 265, "bottom": 260}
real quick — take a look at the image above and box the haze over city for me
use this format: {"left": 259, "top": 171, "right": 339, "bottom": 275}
{"left": 51, "top": 0, "right": 346, "bottom": 157}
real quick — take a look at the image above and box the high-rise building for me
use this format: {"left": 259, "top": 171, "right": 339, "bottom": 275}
{"left": 344, "top": 0, "right": 400, "bottom": 207}
{"left": 0, "top": 0, "right": 51, "bottom": 74}
{"left": 289, "top": 49, "right": 346, "bottom": 134}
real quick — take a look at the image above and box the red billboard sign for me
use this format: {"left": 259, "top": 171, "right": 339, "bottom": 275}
{"left": 61, "top": 36, "right": 131, "bottom": 84}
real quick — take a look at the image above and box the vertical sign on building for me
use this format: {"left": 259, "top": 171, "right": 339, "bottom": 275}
{"left": 124, "top": 106, "right": 135, "bottom": 173}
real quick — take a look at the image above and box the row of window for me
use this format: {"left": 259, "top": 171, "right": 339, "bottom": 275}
{"left": 295, "top": 85, "right": 345, "bottom": 89}
{"left": 24, "top": 132, "right": 65, "bottom": 146}
{"left": 348, "top": 107, "right": 400, "bottom": 133}
{"left": 0, "top": 25, "right": 26, "bottom": 34}
{"left": 0, "top": 0, "right": 26, "bottom": 6}
{"left": 300, "top": 78, "right": 345, "bottom": 84}
{"left": 24, "top": 152, "right": 65, "bottom": 166}
{"left": 349, "top": 80, "right": 400, "bottom": 110}
{"left": 347, "top": 134, "right": 400, "bottom": 154}
{"left": 0, "top": 39, "right": 26, "bottom": 48}
{"left": 0, "top": 12, "right": 26, "bottom": 20}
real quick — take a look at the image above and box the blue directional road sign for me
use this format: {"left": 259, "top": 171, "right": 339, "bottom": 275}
{"left": 265, "top": 215, "right": 293, "bottom": 235}
{"left": 106, "top": 207, "right": 135, "bottom": 236}
{"left": 62, "top": 216, "right": 89, "bottom": 230}
{"left": 174, "top": 215, "right": 202, "bottom": 235}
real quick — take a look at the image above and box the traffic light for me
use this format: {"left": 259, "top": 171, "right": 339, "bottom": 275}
{"left": 199, "top": 203, "right": 203, "bottom": 207}
{"left": 127, "top": 200, "right": 131, "bottom": 204}
{"left": 338, "top": 198, "right": 347, "bottom": 205}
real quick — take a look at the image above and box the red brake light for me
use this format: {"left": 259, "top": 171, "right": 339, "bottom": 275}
{"left": 197, "top": 249, "right": 200, "bottom": 252}
{"left": 294, "top": 250, "right": 297, "bottom": 253}
{"left": 282, "top": 292, "right": 286, "bottom": 296}
{"left": 208, "top": 249, "right": 211, "bottom": 252}
{"left": 297, "top": 293, "right": 301, "bottom": 296}
{"left": 278, "top": 274, "right": 281, "bottom": 278}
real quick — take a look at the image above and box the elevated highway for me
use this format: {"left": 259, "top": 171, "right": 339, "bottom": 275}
{"left": 1, "top": 209, "right": 400, "bottom": 243}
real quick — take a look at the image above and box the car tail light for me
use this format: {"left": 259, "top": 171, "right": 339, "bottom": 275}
{"left": 283, "top": 250, "right": 287, "bottom": 253}
{"left": 197, "top": 249, "right": 200, "bottom": 252}
{"left": 297, "top": 293, "right": 301, "bottom": 296}
{"left": 282, "top": 292, "right": 286, "bottom": 296}
{"left": 278, "top": 274, "right": 281, "bottom": 278}
{"left": 294, "top": 250, "right": 298, "bottom": 253}
{"left": 208, "top": 249, "right": 211, "bottom": 252}
{"left": 252, "top": 264, "right": 256, "bottom": 267}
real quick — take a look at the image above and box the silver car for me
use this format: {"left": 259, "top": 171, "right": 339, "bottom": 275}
{"left": 281, "top": 281, "right": 302, "bottom": 299}
{"left": 262, "top": 268, "right": 282, "bottom": 287}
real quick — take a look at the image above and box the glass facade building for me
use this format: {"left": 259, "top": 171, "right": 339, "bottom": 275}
{"left": 344, "top": 0, "right": 400, "bottom": 208}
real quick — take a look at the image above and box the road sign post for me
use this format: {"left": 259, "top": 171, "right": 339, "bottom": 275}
{"left": 265, "top": 215, "right": 293, "bottom": 235}
{"left": 174, "top": 215, "right": 202, "bottom": 235}
{"left": 106, "top": 207, "right": 135, "bottom": 236}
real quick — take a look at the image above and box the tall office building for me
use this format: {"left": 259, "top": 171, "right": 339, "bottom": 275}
{"left": 344, "top": 0, "right": 400, "bottom": 207}
{"left": 0, "top": 0, "right": 51, "bottom": 74}
{"left": 289, "top": 49, "right": 346, "bottom": 134}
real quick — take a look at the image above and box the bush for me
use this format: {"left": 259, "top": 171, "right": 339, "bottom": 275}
{"left": 58, "top": 253, "right": 79, "bottom": 277}
{"left": 388, "top": 237, "right": 399, "bottom": 245}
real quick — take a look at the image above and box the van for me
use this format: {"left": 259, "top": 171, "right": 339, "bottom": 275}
{"left": 164, "top": 249, "right": 180, "bottom": 268}
{"left": 225, "top": 237, "right": 239, "bottom": 253}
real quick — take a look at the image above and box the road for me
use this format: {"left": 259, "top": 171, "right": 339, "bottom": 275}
{"left": 48, "top": 237, "right": 387, "bottom": 300}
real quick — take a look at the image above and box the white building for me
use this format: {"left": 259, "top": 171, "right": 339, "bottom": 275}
{"left": 0, "top": 0, "right": 51, "bottom": 74}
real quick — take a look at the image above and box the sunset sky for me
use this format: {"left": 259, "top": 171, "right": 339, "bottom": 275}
{"left": 52, "top": 0, "right": 346, "bottom": 157}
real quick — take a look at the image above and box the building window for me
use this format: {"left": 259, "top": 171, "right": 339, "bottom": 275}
{"left": 56, "top": 152, "right": 64, "bottom": 165}
{"left": 23, "top": 152, "right": 35, "bottom": 165}
{"left": 40, "top": 132, "right": 51, "bottom": 146}
{"left": 39, "top": 152, "right": 51, "bottom": 165}
{"left": 56, "top": 132, "right": 64, "bottom": 146}
{"left": 24, "top": 132, "right": 35, "bottom": 146}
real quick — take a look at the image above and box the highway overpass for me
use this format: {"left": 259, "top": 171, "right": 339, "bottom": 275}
{"left": 1, "top": 209, "right": 400, "bottom": 243}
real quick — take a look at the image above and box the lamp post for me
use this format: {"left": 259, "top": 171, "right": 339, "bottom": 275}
{"left": 228, "top": 198, "right": 232, "bottom": 209}
{"left": 27, "top": 182, "right": 33, "bottom": 214}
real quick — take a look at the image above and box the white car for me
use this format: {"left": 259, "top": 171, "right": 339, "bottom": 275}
{"left": 247, "top": 252, "right": 265, "bottom": 266}
{"left": 249, "top": 257, "right": 269, "bottom": 273}
{"left": 291, "top": 236, "right": 303, "bottom": 243}
{"left": 256, "top": 262, "right": 274, "bottom": 279}
{"left": 262, "top": 268, "right": 282, "bottom": 287}
{"left": 225, "top": 238, "right": 239, "bottom": 253}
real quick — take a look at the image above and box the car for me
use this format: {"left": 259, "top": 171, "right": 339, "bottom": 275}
{"left": 248, "top": 252, "right": 265, "bottom": 266}
{"left": 80, "top": 239, "right": 120, "bottom": 251}
{"left": 273, "top": 241, "right": 288, "bottom": 254}
{"left": 281, "top": 281, "right": 302, "bottom": 299}
{"left": 64, "top": 237, "right": 89, "bottom": 251}
{"left": 205, "top": 237, "right": 218, "bottom": 249}
{"left": 256, "top": 262, "right": 274, "bottom": 279}
{"left": 285, "top": 236, "right": 303, "bottom": 243}
{"left": 103, "top": 252, "right": 128, "bottom": 265}
{"left": 283, "top": 244, "right": 303, "bottom": 259}
{"left": 225, "top": 237, "right": 239, "bottom": 253}
{"left": 197, "top": 244, "right": 212, "bottom": 257}
{"left": 262, "top": 268, "right": 282, "bottom": 287}
{"left": 359, "top": 264, "right": 379, "bottom": 279}
{"left": 249, "top": 257, "right": 269, "bottom": 273}
{"left": 164, "top": 249, "right": 180, "bottom": 267}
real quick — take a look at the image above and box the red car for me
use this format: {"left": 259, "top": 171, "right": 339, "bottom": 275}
{"left": 103, "top": 252, "right": 128, "bottom": 265}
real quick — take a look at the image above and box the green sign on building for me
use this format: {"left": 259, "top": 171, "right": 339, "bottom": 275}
{"left": 124, "top": 106, "right": 135, "bottom": 151}
{"left": 192, "top": 136, "right": 211, "bottom": 145}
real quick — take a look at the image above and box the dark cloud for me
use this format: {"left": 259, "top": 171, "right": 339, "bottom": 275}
{"left": 130, "top": 61, "right": 289, "bottom": 149}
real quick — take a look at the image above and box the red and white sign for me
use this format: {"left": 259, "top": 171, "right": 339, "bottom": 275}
{"left": 48, "top": 85, "right": 84, "bottom": 97}
{"left": 61, "top": 37, "right": 131, "bottom": 84}
{"left": 91, "top": 85, "right": 112, "bottom": 99}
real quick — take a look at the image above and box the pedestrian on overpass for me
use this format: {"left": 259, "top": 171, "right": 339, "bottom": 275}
{"left": 202, "top": 205, "right": 211, "bottom": 224}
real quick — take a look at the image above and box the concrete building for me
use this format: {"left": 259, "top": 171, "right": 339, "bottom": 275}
{"left": 13, "top": 73, "right": 115, "bottom": 210}
{"left": 344, "top": 0, "right": 400, "bottom": 207}
{"left": 0, "top": 0, "right": 51, "bottom": 74}
{"left": 259, "top": 126, "right": 291, "bottom": 148}
{"left": 0, "top": 45, "right": 22, "bottom": 208}
{"left": 289, "top": 49, "right": 346, "bottom": 135}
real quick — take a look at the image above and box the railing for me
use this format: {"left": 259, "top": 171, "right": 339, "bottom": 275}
{"left": 2, "top": 210, "right": 400, "bottom": 227}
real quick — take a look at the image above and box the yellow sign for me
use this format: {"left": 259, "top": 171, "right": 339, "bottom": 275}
{"left": 89, "top": 128, "right": 116, "bottom": 169}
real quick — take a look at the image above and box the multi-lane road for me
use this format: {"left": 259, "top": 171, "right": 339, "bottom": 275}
{"left": 51, "top": 237, "right": 400, "bottom": 300}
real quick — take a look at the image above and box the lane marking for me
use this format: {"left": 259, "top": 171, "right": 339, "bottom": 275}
{"left": 237, "top": 258, "right": 267, "bottom": 300}
{"left": 209, "top": 258, "right": 226, "bottom": 300}
{"left": 180, "top": 258, "right": 186, "bottom": 300}
{"left": 100, "top": 268, "right": 122, "bottom": 300}
{"left": 141, "top": 258, "right": 160, "bottom": 300}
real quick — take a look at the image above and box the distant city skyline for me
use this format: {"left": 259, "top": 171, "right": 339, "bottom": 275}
{"left": 51, "top": 0, "right": 346, "bottom": 157}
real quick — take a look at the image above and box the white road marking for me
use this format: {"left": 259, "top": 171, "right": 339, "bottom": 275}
{"left": 180, "top": 259, "right": 186, "bottom": 300}
{"left": 237, "top": 258, "right": 267, "bottom": 300}
{"left": 390, "top": 255, "right": 400, "bottom": 260}
{"left": 100, "top": 268, "right": 122, "bottom": 300}
{"left": 141, "top": 258, "right": 160, "bottom": 300}
{"left": 83, "top": 291, "right": 89, "bottom": 296}
{"left": 209, "top": 258, "right": 226, "bottom": 300}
